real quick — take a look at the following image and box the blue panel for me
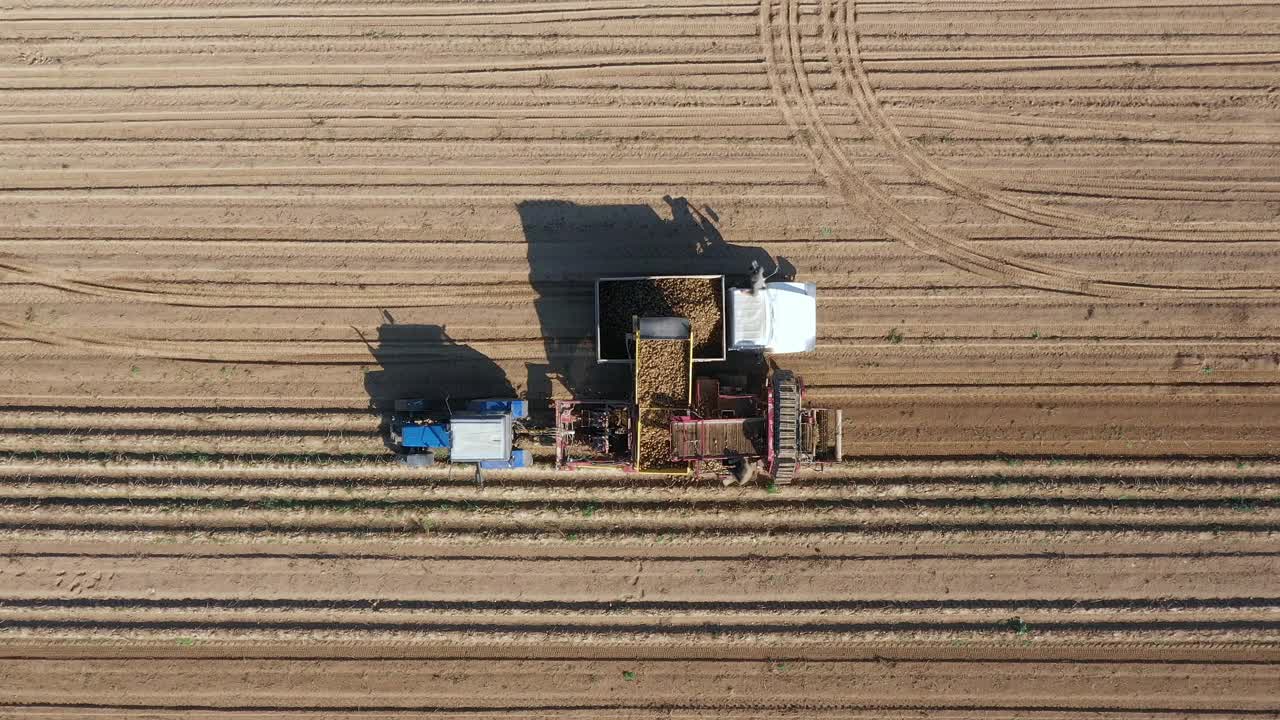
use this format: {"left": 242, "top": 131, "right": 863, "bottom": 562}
{"left": 401, "top": 423, "right": 451, "bottom": 449}
{"left": 465, "top": 398, "right": 527, "bottom": 418}
{"left": 478, "top": 449, "right": 531, "bottom": 470}
{"left": 510, "top": 448, "right": 532, "bottom": 468}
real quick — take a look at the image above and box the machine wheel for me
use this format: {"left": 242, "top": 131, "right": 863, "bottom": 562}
{"left": 730, "top": 458, "right": 757, "bottom": 486}
{"left": 771, "top": 370, "right": 801, "bottom": 485}
{"left": 402, "top": 451, "right": 435, "bottom": 468}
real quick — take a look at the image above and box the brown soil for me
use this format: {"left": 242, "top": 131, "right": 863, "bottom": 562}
{"left": 635, "top": 338, "right": 690, "bottom": 408}
{"left": 1, "top": 0, "right": 1278, "bottom": 711}
{"left": 0, "top": 535, "right": 1278, "bottom": 716}
{"left": 7, "top": 644, "right": 1280, "bottom": 717}
{"left": 599, "top": 278, "right": 723, "bottom": 360}
{"left": 0, "top": 463, "right": 1277, "bottom": 711}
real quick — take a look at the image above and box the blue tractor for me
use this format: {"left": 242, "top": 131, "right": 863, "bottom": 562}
{"left": 390, "top": 398, "right": 533, "bottom": 471}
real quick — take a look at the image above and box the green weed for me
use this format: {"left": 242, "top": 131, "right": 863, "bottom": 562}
{"left": 1002, "top": 617, "right": 1031, "bottom": 638}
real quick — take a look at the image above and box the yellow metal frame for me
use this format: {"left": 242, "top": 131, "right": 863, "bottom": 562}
{"left": 632, "top": 321, "right": 694, "bottom": 474}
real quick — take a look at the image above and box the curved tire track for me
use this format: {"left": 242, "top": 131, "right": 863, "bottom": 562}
{"left": 824, "top": 0, "right": 1280, "bottom": 244}
{"left": 759, "top": 0, "right": 1280, "bottom": 299}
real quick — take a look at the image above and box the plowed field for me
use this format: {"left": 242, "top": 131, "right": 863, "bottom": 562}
{"left": 1, "top": 0, "right": 1278, "bottom": 716}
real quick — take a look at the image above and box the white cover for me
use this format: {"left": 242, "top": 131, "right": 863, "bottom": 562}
{"left": 450, "top": 414, "right": 512, "bottom": 461}
{"left": 729, "top": 282, "right": 817, "bottom": 353}
{"left": 730, "top": 288, "right": 770, "bottom": 349}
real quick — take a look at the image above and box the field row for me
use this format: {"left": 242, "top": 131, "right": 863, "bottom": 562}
{"left": 3, "top": 651, "right": 1276, "bottom": 718}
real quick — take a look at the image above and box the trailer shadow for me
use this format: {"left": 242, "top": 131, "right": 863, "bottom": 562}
{"left": 518, "top": 196, "right": 793, "bottom": 400}
{"left": 360, "top": 313, "right": 516, "bottom": 449}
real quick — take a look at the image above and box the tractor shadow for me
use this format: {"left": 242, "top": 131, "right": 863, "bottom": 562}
{"left": 360, "top": 312, "right": 516, "bottom": 450}
{"left": 518, "top": 196, "right": 793, "bottom": 401}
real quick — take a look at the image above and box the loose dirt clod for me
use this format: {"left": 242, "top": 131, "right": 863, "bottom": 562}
{"left": 599, "top": 278, "right": 723, "bottom": 360}
{"left": 635, "top": 338, "right": 690, "bottom": 408}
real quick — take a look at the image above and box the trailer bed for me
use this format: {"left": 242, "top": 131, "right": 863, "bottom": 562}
{"left": 596, "top": 275, "right": 725, "bottom": 362}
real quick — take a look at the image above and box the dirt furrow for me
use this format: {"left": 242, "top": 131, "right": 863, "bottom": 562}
{"left": 0, "top": 503, "right": 1274, "bottom": 539}
{"left": 4, "top": 457, "right": 1279, "bottom": 488}
{"left": 0, "top": 655, "right": 1276, "bottom": 716}
{"left": 0, "top": 539, "right": 1274, "bottom": 604}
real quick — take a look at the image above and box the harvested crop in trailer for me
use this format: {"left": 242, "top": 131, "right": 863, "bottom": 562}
{"left": 636, "top": 407, "right": 680, "bottom": 472}
{"left": 598, "top": 277, "right": 722, "bottom": 360}
{"left": 635, "top": 338, "right": 690, "bottom": 408}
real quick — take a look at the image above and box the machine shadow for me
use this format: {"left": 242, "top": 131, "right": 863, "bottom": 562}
{"left": 518, "top": 196, "right": 794, "bottom": 401}
{"left": 360, "top": 313, "right": 516, "bottom": 450}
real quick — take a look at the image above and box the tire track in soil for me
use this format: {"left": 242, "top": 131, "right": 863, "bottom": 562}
{"left": 0, "top": 260, "right": 526, "bottom": 310}
{"left": 4, "top": 315, "right": 562, "bottom": 364}
{"left": 759, "top": 0, "right": 1280, "bottom": 299}
{"left": 0, "top": 317, "right": 404, "bottom": 365}
{"left": 824, "top": 0, "right": 1280, "bottom": 242}
{"left": 14, "top": 0, "right": 1272, "bottom": 310}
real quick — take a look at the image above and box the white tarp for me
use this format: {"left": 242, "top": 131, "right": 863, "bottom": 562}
{"left": 449, "top": 414, "right": 512, "bottom": 461}
{"left": 729, "top": 282, "right": 816, "bottom": 353}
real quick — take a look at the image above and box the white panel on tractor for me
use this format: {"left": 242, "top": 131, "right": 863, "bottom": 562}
{"left": 449, "top": 414, "right": 512, "bottom": 462}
